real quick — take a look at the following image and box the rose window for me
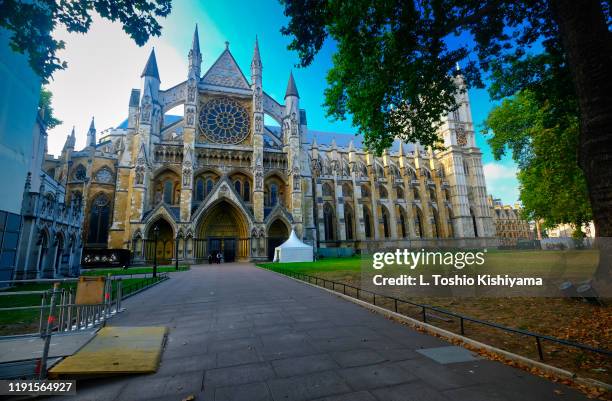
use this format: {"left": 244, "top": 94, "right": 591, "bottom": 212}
{"left": 199, "top": 98, "right": 249, "bottom": 144}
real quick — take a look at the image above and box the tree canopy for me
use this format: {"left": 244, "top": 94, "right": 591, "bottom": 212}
{"left": 38, "top": 88, "right": 62, "bottom": 130}
{"left": 280, "top": 0, "right": 612, "bottom": 240}
{"left": 280, "top": 0, "right": 591, "bottom": 153}
{"left": 0, "top": 0, "right": 172, "bottom": 83}
{"left": 483, "top": 90, "right": 591, "bottom": 231}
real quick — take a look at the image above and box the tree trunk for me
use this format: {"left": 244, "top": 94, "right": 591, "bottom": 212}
{"left": 550, "top": 0, "right": 612, "bottom": 281}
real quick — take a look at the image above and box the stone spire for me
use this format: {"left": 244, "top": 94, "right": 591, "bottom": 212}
{"left": 252, "top": 36, "right": 262, "bottom": 69}
{"left": 285, "top": 71, "right": 299, "bottom": 99}
{"left": 63, "top": 126, "right": 76, "bottom": 150}
{"left": 251, "top": 36, "right": 262, "bottom": 86}
{"left": 141, "top": 48, "right": 160, "bottom": 80}
{"left": 87, "top": 117, "right": 96, "bottom": 147}
{"left": 188, "top": 25, "right": 201, "bottom": 79}
{"left": 191, "top": 24, "right": 200, "bottom": 54}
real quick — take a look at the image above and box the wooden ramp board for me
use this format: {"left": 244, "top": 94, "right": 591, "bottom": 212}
{"left": 48, "top": 326, "right": 167, "bottom": 378}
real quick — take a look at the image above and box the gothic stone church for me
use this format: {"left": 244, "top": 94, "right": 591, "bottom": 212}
{"left": 44, "top": 26, "right": 494, "bottom": 264}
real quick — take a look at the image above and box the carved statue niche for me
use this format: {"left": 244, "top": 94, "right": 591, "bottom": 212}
{"left": 310, "top": 158, "right": 321, "bottom": 176}
{"left": 254, "top": 114, "right": 263, "bottom": 134}
{"left": 187, "top": 78, "right": 197, "bottom": 102}
{"left": 290, "top": 112, "right": 298, "bottom": 136}
{"left": 141, "top": 96, "right": 152, "bottom": 123}
{"left": 255, "top": 169, "right": 264, "bottom": 191}
{"left": 186, "top": 106, "right": 196, "bottom": 126}
{"left": 182, "top": 168, "right": 192, "bottom": 187}
{"left": 254, "top": 86, "right": 263, "bottom": 112}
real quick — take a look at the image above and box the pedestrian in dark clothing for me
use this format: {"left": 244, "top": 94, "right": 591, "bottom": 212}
{"left": 216, "top": 252, "right": 222, "bottom": 264}
{"left": 208, "top": 254, "right": 212, "bottom": 264}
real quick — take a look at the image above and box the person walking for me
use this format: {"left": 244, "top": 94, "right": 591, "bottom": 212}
{"left": 216, "top": 251, "right": 222, "bottom": 264}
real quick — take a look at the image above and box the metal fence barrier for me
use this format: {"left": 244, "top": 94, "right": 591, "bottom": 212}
{"left": 0, "top": 273, "right": 169, "bottom": 379}
{"left": 0, "top": 273, "right": 169, "bottom": 337}
{"left": 260, "top": 266, "right": 612, "bottom": 362}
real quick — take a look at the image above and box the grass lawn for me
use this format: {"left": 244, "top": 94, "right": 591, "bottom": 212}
{"left": 258, "top": 252, "right": 611, "bottom": 384}
{"left": 80, "top": 265, "right": 190, "bottom": 277}
{"left": 0, "top": 277, "right": 166, "bottom": 336}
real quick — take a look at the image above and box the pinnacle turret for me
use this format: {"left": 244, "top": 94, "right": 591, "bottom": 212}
{"left": 252, "top": 36, "right": 262, "bottom": 68}
{"left": 141, "top": 48, "right": 160, "bottom": 80}
{"left": 285, "top": 71, "right": 299, "bottom": 99}
{"left": 188, "top": 24, "right": 202, "bottom": 79}
{"left": 87, "top": 117, "right": 96, "bottom": 147}
{"left": 191, "top": 24, "right": 200, "bottom": 55}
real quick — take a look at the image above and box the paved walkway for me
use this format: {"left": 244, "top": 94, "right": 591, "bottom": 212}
{"left": 49, "top": 263, "right": 588, "bottom": 401}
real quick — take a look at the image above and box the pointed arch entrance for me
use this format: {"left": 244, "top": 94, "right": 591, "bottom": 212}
{"left": 267, "top": 219, "right": 290, "bottom": 261}
{"left": 145, "top": 218, "right": 174, "bottom": 265}
{"left": 196, "top": 199, "right": 249, "bottom": 262}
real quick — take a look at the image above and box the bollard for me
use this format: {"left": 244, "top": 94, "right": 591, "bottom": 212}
{"left": 116, "top": 279, "right": 123, "bottom": 312}
{"left": 38, "top": 292, "right": 47, "bottom": 337}
{"left": 40, "top": 283, "right": 60, "bottom": 379}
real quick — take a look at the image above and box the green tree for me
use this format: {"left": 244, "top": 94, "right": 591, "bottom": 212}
{"left": 0, "top": 0, "right": 172, "bottom": 83}
{"left": 280, "top": 0, "right": 612, "bottom": 240}
{"left": 38, "top": 88, "right": 62, "bottom": 130}
{"left": 483, "top": 90, "right": 592, "bottom": 232}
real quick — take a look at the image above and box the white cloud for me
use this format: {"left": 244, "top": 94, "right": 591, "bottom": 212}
{"left": 45, "top": 6, "right": 221, "bottom": 156}
{"left": 483, "top": 162, "right": 520, "bottom": 204}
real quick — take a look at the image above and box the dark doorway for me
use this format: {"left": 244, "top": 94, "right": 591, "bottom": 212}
{"left": 267, "top": 219, "right": 289, "bottom": 260}
{"left": 207, "top": 237, "right": 237, "bottom": 263}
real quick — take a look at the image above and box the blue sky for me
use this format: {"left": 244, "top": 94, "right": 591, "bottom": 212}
{"left": 46, "top": 0, "right": 519, "bottom": 204}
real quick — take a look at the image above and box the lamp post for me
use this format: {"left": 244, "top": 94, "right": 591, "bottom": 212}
{"left": 153, "top": 225, "right": 159, "bottom": 278}
{"left": 175, "top": 234, "right": 180, "bottom": 271}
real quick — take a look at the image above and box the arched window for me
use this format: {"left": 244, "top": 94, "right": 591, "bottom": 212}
{"left": 382, "top": 207, "right": 390, "bottom": 238}
{"left": 361, "top": 185, "right": 370, "bottom": 198}
{"left": 464, "top": 160, "right": 470, "bottom": 175}
{"left": 342, "top": 183, "right": 352, "bottom": 198}
{"left": 88, "top": 194, "right": 111, "bottom": 244}
{"left": 323, "top": 203, "right": 335, "bottom": 240}
{"left": 54, "top": 234, "right": 64, "bottom": 272}
{"left": 322, "top": 182, "right": 333, "bottom": 197}
{"left": 413, "top": 188, "right": 420, "bottom": 200}
{"left": 471, "top": 208, "right": 479, "bottom": 237}
{"left": 195, "top": 178, "right": 204, "bottom": 201}
{"left": 38, "top": 231, "right": 48, "bottom": 271}
{"left": 363, "top": 206, "right": 373, "bottom": 238}
{"left": 429, "top": 188, "right": 436, "bottom": 202}
{"left": 270, "top": 183, "right": 278, "bottom": 206}
{"left": 234, "top": 180, "right": 241, "bottom": 196}
{"left": 378, "top": 185, "right": 388, "bottom": 199}
{"left": 447, "top": 207, "right": 454, "bottom": 238}
{"left": 432, "top": 212, "right": 440, "bottom": 238}
{"left": 243, "top": 181, "right": 250, "bottom": 202}
{"left": 163, "top": 180, "right": 173, "bottom": 204}
{"left": 344, "top": 204, "right": 354, "bottom": 240}
{"left": 72, "top": 191, "right": 83, "bottom": 208}
{"left": 74, "top": 164, "right": 86, "bottom": 181}
{"left": 414, "top": 207, "right": 423, "bottom": 237}
{"left": 206, "top": 179, "right": 214, "bottom": 196}
{"left": 399, "top": 209, "right": 407, "bottom": 238}
{"left": 396, "top": 186, "right": 404, "bottom": 199}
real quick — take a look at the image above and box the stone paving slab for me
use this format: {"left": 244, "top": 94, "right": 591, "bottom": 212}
{"left": 0, "top": 330, "right": 97, "bottom": 363}
{"left": 44, "top": 263, "right": 590, "bottom": 401}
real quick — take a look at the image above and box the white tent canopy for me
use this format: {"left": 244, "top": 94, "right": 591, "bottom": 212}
{"left": 273, "top": 229, "right": 314, "bottom": 263}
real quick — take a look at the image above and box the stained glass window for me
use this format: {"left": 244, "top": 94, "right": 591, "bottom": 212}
{"left": 243, "top": 181, "right": 250, "bottom": 202}
{"left": 74, "top": 165, "right": 86, "bottom": 180}
{"left": 95, "top": 167, "right": 113, "bottom": 183}
{"left": 199, "top": 98, "right": 249, "bottom": 144}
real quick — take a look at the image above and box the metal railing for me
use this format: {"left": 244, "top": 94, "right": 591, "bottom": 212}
{"left": 261, "top": 266, "right": 612, "bottom": 362}
{"left": 0, "top": 273, "right": 169, "bottom": 337}
{"left": 0, "top": 273, "right": 169, "bottom": 379}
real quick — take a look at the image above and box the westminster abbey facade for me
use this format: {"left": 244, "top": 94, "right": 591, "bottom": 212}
{"left": 42, "top": 26, "right": 495, "bottom": 264}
